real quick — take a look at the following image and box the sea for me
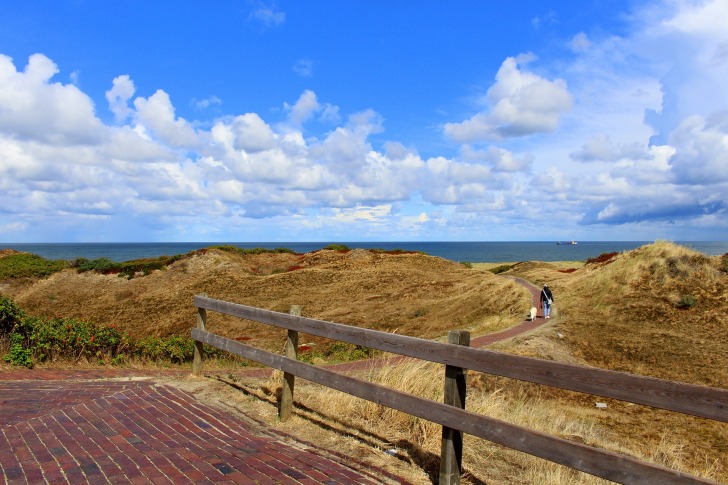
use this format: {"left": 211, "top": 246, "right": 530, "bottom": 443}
{"left": 3, "top": 241, "right": 728, "bottom": 263}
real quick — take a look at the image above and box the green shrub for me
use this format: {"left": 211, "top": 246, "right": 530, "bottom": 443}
{"left": 676, "top": 294, "right": 697, "bottom": 309}
{"left": 72, "top": 255, "right": 184, "bottom": 279}
{"left": 300, "top": 341, "right": 373, "bottom": 364}
{"left": 211, "top": 245, "right": 297, "bottom": 256}
{"left": 0, "top": 295, "right": 25, "bottom": 336}
{"left": 460, "top": 261, "right": 473, "bottom": 269}
{"left": 134, "top": 335, "right": 196, "bottom": 363}
{"left": 0, "top": 253, "right": 68, "bottom": 279}
{"left": 242, "top": 247, "right": 272, "bottom": 255}
{"left": 27, "top": 317, "right": 128, "bottom": 362}
{"left": 323, "top": 244, "right": 350, "bottom": 252}
{"left": 0, "top": 296, "right": 201, "bottom": 366}
{"left": 489, "top": 264, "right": 513, "bottom": 274}
{"left": 209, "top": 245, "right": 238, "bottom": 253}
{"left": 3, "top": 333, "right": 33, "bottom": 368}
{"left": 369, "top": 248, "right": 426, "bottom": 255}
{"left": 118, "top": 256, "right": 180, "bottom": 278}
{"left": 72, "top": 257, "right": 119, "bottom": 273}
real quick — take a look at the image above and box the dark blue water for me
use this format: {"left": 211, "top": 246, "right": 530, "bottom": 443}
{"left": 3, "top": 241, "right": 727, "bottom": 263}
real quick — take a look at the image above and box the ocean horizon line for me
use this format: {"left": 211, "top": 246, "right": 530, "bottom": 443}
{"left": 3, "top": 241, "right": 727, "bottom": 263}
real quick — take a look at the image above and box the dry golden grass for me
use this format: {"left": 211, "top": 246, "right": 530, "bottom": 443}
{"left": 4, "top": 248, "right": 527, "bottom": 349}
{"left": 203, "top": 241, "right": 726, "bottom": 484}
{"left": 3, "top": 241, "right": 726, "bottom": 483}
{"left": 211, "top": 352, "right": 723, "bottom": 484}
{"left": 232, "top": 352, "right": 726, "bottom": 485}
{"left": 497, "top": 241, "right": 727, "bottom": 483}
{"left": 546, "top": 241, "right": 727, "bottom": 386}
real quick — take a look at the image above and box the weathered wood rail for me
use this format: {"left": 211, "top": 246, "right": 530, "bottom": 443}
{"left": 191, "top": 294, "right": 726, "bottom": 485}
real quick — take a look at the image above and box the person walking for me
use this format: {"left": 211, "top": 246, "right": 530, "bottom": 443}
{"left": 540, "top": 284, "right": 554, "bottom": 319}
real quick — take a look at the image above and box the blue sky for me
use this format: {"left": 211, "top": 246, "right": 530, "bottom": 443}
{"left": 1, "top": 0, "right": 726, "bottom": 242}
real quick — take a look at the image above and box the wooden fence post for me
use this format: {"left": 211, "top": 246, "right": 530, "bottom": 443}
{"left": 192, "top": 293, "right": 208, "bottom": 376}
{"left": 439, "top": 330, "right": 470, "bottom": 485}
{"left": 279, "top": 305, "right": 301, "bottom": 421}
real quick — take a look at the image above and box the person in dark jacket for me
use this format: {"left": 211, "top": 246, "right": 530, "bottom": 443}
{"left": 540, "top": 284, "right": 554, "bottom": 319}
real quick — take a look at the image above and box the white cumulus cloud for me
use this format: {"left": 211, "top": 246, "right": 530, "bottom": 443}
{"left": 668, "top": 111, "right": 728, "bottom": 185}
{"left": 0, "top": 54, "right": 104, "bottom": 146}
{"left": 285, "top": 89, "right": 320, "bottom": 126}
{"left": 106, "top": 75, "right": 136, "bottom": 122}
{"left": 133, "top": 90, "right": 200, "bottom": 148}
{"left": 444, "top": 54, "right": 573, "bottom": 142}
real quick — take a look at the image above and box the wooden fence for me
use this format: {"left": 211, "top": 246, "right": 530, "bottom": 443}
{"left": 191, "top": 294, "right": 727, "bottom": 485}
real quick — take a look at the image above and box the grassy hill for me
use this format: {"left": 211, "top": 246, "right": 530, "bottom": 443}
{"left": 1, "top": 241, "right": 725, "bottom": 483}
{"left": 502, "top": 241, "right": 727, "bottom": 387}
{"left": 1, "top": 246, "right": 527, "bottom": 351}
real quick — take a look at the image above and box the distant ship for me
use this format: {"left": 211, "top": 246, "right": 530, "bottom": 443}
{"left": 556, "top": 241, "right": 578, "bottom": 245}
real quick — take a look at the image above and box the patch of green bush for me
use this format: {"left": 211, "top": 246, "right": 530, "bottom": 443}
{"left": 211, "top": 245, "right": 297, "bottom": 256}
{"left": 460, "top": 261, "right": 473, "bottom": 269}
{"left": 72, "top": 257, "right": 119, "bottom": 273}
{"left": 0, "top": 296, "right": 207, "bottom": 367}
{"left": 71, "top": 255, "right": 183, "bottom": 279}
{"left": 3, "top": 333, "right": 33, "bottom": 368}
{"left": 369, "top": 248, "right": 426, "bottom": 255}
{"left": 676, "top": 294, "right": 697, "bottom": 309}
{"left": 299, "top": 341, "right": 373, "bottom": 364}
{"left": 116, "top": 256, "right": 182, "bottom": 278}
{"left": 323, "top": 244, "right": 351, "bottom": 252}
{"left": 0, "top": 295, "right": 25, "bottom": 336}
{"left": 135, "top": 335, "right": 196, "bottom": 364}
{"left": 12, "top": 316, "right": 129, "bottom": 363}
{"left": 0, "top": 253, "right": 68, "bottom": 279}
{"left": 209, "top": 245, "right": 238, "bottom": 253}
{"left": 489, "top": 264, "right": 513, "bottom": 274}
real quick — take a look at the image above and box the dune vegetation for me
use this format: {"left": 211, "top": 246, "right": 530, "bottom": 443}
{"left": 212, "top": 241, "right": 724, "bottom": 484}
{"left": 0, "top": 241, "right": 725, "bottom": 483}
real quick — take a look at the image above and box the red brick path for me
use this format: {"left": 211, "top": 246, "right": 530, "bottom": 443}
{"left": 470, "top": 276, "right": 548, "bottom": 347}
{"left": 317, "top": 276, "right": 550, "bottom": 374}
{"left": 0, "top": 370, "right": 406, "bottom": 484}
{"left": 0, "top": 276, "right": 547, "bottom": 484}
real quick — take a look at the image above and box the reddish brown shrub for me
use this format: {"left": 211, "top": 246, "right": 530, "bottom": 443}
{"left": 586, "top": 252, "right": 618, "bottom": 265}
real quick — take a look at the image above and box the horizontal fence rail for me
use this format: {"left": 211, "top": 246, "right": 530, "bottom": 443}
{"left": 192, "top": 295, "right": 726, "bottom": 485}
{"left": 194, "top": 295, "right": 727, "bottom": 422}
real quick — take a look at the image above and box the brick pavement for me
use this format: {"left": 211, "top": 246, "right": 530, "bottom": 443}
{"left": 0, "top": 371, "right": 407, "bottom": 484}
{"left": 470, "top": 276, "right": 548, "bottom": 347}
{"left": 0, "top": 276, "right": 548, "bottom": 484}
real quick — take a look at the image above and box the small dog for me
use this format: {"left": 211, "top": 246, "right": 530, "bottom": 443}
{"left": 529, "top": 307, "right": 537, "bottom": 321}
